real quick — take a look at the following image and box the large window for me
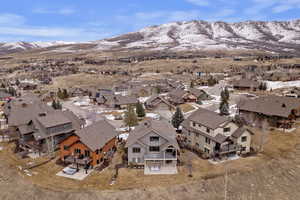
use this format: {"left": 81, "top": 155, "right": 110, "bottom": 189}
{"left": 149, "top": 146, "right": 160, "bottom": 152}
{"left": 132, "top": 147, "right": 141, "bottom": 153}
{"left": 150, "top": 136, "right": 159, "bottom": 142}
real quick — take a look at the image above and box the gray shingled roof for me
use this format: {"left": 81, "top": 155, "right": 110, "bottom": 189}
{"left": 186, "top": 107, "right": 229, "bottom": 130}
{"left": 238, "top": 95, "right": 300, "bottom": 118}
{"left": 76, "top": 120, "right": 118, "bottom": 151}
{"left": 36, "top": 112, "right": 71, "bottom": 128}
{"left": 231, "top": 126, "right": 254, "bottom": 138}
{"left": 126, "top": 120, "right": 179, "bottom": 149}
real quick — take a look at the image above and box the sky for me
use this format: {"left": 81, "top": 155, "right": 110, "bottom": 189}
{"left": 0, "top": 0, "right": 300, "bottom": 42}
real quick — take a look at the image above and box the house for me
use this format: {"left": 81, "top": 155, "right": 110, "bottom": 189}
{"left": 188, "top": 88, "right": 212, "bottom": 102}
{"left": 60, "top": 120, "right": 118, "bottom": 169}
{"left": 18, "top": 82, "right": 37, "bottom": 90}
{"left": 284, "top": 87, "right": 300, "bottom": 98}
{"left": 238, "top": 96, "right": 300, "bottom": 129}
{"left": 232, "top": 79, "right": 260, "bottom": 90}
{"left": 126, "top": 120, "right": 180, "bottom": 175}
{"left": 0, "top": 90, "right": 12, "bottom": 101}
{"left": 96, "top": 94, "right": 138, "bottom": 109}
{"left": 167, "top": 89, "right": 198, "bottom": 105}
{"left": 4, "top": 97, "right": 84, "bottom": 154}
{"left": 145, "top": 95, "right": 175, "bottom": 120}
{"left": 182, "top": 108, "right": 253, "bottom": 159}
{"left": 69, "top": 87, "right": 89, "bottom": 97}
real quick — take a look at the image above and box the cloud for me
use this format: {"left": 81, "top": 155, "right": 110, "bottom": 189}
{"left": 185, "top": 0, "right": 210, "bottom": 6}
{"left": 0, "top": 14, "right": 26, "bottom": 25}
{"left": 33, "top": 8, "right": 76, "bottom": 15}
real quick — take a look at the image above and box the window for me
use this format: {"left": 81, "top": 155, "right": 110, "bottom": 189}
{"left": 63, "top": 145, "right": 69, "bottom": 150}
{"left": 97, "top": 159, "right": 100, "bottom": 164}
{"left": 196, "top": 143, "right": 200, "bottom": 148}
{"left": 96, "top": 149, "right": 99, "bottom": 154}
{"left": 205, "top": 137, "right": 211, "bottom": 144}
{"left": 132, "top": 147, "right": 141, "bottom": 153}
{"left": 204, "top": 148, "right": 210, "bottom": 154}
{"left": 84, "top": 150, "right": 90, "bottom": 157}
{"left": 241, "top": 136, "right": 247, "bottom": 142}
{"left": 195, "top": 133, "right": 199, "bottom": 137}
{"left": 149, "top": 146, "right": 160, "bottom": 152}
{"left": 150, "top": 136, "right": 159, "bottom": 142}
{"left": 242, "top": 147, "right": 246, "bottom": 151}
{"left": 224, "top": 127, "right": 231, "bottom": 132}
{"left": 75, "top": 148, "right": 81, "bottom": 154}
{"left": 193, "top": 122, "right": 196, "bottom": 127}
{"left": 206, "top": 128, "right": 210, "bottom": 133}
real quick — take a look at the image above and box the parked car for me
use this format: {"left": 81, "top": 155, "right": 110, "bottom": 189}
{"left": 62, "top": 166, "right": 78, "bottom": 175}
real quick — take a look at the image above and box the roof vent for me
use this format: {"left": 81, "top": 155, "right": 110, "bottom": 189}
{"left": 144, "top": 121, "right": 151, "bottom": 127}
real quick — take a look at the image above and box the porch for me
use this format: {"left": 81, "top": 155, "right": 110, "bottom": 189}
{"left": 144, "top": 160, "right": 177, "bottom": 175}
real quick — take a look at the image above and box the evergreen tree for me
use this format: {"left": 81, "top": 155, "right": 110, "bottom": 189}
{"left": 57, "top": 88, "right": 64, "bottom": 99}
{"left": 190, "top": 81, "right": 194, "bottom": 88}
{"left": 219, "top": 88, "right": 230, "bottom": 116}
{"left": 123, "top": 105, "right": 138, "bottom": 130}
{"left": 56, "top": 100, "right": 62, "bottom": 110}
{"left": 63, "top": 89, "right": 69, "bottom": 99}
{"left": 136, "top": 102, "right": 145, "bottom": 118}
{"left": 51, "top": 99, "right": 57, "bottom": 109}
{"left": 15, "top": 79, "right": 20, "bottom": 86}
{"left": 171, "top": 107, "right": 184, "bottom": 129}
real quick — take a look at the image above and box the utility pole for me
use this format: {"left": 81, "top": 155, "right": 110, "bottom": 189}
{"left": 224, "top": 164, "right": 228, "bottom": 200}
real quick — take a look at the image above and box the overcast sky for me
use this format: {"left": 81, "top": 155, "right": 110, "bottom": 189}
{"left": 0, "top": 0, "right": 299, "bottom": 42}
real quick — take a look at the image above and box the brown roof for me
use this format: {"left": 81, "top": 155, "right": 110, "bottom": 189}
{"left": 186, "top": 108, "right": 229, "bottom": 130}
{"left": 76, "top": 120, "right": 118, "bottom": 151}
{"left": 126, "top": 120, "right": 179, "bottom": 149}
{"left": 238, "top": 96, "right": 300, "bottom": 118}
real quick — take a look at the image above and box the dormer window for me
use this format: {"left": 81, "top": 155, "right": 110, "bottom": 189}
{"left": 206, "top": 128, "right": 210, "bottom": 133}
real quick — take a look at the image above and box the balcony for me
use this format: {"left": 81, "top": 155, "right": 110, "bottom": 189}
{"left": 215, "top": 144, "right": 239, "bottom": 154}
{"left": 144, "top": 152, "right": 177, "bottom": 160}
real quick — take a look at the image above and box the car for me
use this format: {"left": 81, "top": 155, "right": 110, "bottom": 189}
{"left": 62, "top": 166, "right": 78, "bottom": 175}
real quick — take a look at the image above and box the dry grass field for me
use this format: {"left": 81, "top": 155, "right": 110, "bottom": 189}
{"left": 1, "top": 126, "right": 300, "bottom": 199}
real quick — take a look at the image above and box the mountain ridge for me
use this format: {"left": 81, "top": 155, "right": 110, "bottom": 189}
{"left": 1, "top": 19, "right": 300, "bottom": 55}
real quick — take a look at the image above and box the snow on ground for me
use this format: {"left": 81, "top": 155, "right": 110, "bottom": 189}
{"left": 118, "top": 133, "right": 129, "bottom": 140}
{"left": 208, "top": 154, "right": 240, "bottom": 164}
{"left": 146, "top": 113, "right": 160, "bottom": 120}
{"left": 266, "top": 80, "right": 300, "bottom": 91}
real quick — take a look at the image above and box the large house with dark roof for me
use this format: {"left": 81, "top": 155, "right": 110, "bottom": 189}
{"left": 238, "top": 96, "right": 300, "bottom": 128}
{"left": 60, "top": 120, "right": 118, "bottom": 168}
{"left": 182, "top": 108, "right": 253, "bottom": 159}
{"left": 126, "top": 120, "right": 179, "bottom": 175}
{"left": 4, "top": 96, "right": 84, "bottom": 154}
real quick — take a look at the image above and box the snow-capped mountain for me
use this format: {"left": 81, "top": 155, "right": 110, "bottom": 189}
{"left": 0, "top": 41, "right": 75, "bottom": 55}
{"left": 95, "top": 19, "right": 300, "bottom": 54}
{"left": 1, "top": 19, "right": 300, "bottom": 55}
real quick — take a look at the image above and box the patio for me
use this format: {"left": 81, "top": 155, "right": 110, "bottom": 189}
{"left": 56, "top": 165, "right": 94, "bottom": 180}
